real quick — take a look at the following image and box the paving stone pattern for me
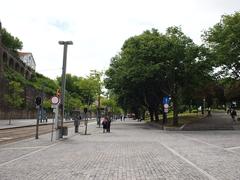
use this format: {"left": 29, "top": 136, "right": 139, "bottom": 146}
{"left": 0, "top": 120, "right": 240, "bottom": 179}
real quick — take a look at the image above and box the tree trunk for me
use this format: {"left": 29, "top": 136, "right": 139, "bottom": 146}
{"left": 154, "top": 110, "right": 159, "bottom": 122}
{"left": 172, "top": 95, "right": 178, "bottom": 126}
{"left": 134, "top": 110, "right": 140, "bottom": 120}
{"left": 149, "top": 109, "right": 154, "bottom": 122}
{"left": 8, "top": 110, "right": 13, "bottom": 125}
{"left": 188, "top": 104, "right": 192, "bottom": 113}
{"left": 142, "top": 110, "right": 145, "bottom": 120}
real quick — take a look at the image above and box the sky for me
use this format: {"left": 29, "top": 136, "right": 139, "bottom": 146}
{"left": 1, "top": 0, "right": 239, "bottom": 79}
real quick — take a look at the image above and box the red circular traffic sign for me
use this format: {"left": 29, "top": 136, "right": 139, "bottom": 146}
{"left": 51, "top": 96, "right": 60, "bottom": 105}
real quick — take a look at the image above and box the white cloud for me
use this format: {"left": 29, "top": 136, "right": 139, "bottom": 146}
{"left": 1, "top": 0, "right": 240, "bottom": 79}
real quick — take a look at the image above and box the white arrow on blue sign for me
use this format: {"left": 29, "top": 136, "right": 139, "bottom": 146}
{"left": 163, "top": 96, "right": 170, "bottom": 104}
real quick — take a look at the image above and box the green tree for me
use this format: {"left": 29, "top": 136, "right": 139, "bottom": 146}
{"left": 101, "top": 93, "right": 123, "bottom": 118}
{"left": 1, "top": 28, "right": 23, "bottom": 52}
{"left": 32, "top": 73, "right": 59, "bottom": 95}
{"left": 203, "top": 11, "right": 240, "bottom": 80}
{"left": 56, "top": 73, "right": 103, "bottom": 114}
{"left": 4, "top": 81, "right": 24, "bottom": 124}
{"left": 105, "top": 27, "right": 207, "bottom": 125}
{"left": 106, "top": 29, "right": 165, "bottom": 121}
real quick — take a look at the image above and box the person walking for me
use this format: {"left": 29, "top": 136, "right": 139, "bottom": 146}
{"left": 107, "top": 117, "right": 111, "bottom": 133}
{"left": 231, "top": 109, "right": 237, "bottom": 123}
{"left": 74, "top": 114, "right": 81, "bottom": 133}
{"left": 102, "top": 116, "right": 108, "bottom": 133}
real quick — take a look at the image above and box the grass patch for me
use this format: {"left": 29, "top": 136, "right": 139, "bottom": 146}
{"left": 145, "top": 112, "right": 205, "bottom": 127}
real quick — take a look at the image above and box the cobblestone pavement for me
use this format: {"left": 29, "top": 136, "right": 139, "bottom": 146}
{"left": 0, "top": 119, "right": 240, "bottom": 180}
{"left": 182, "top": 111, "right": 240, "bottom": 130}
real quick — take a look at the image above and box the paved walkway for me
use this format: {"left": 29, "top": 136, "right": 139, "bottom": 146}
{"left": 0, "top": 119, "right": 240, "bottom": 179}
{"left": 182, "top": 111, "right": 240, "bottom": 130}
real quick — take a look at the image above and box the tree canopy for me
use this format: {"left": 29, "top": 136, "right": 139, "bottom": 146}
{"left": 203, "top": 11, "right": 240, "bottom": 80}
{"left": 105, "top": 27, "right": 213, "bottom": 125}
{"left": 203, "top": 11, "right": 240, "bottom": 102}
{"left": 1, "top": 28, "right": 23, "bottom": 51}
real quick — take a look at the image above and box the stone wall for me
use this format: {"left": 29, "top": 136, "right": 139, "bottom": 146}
{"left": 0, "top": 109, "right": 36, "bottom": 119}
{"left": 0, "top": 76, "right": 53, "bottom": 120}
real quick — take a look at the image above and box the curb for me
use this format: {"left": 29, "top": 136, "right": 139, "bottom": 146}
{"left": 147, "top": 115, "right": 208, "bottom": 131}
{"left": 147, "top": 122, "right": 184, "bottom": 131}
{"left": 163, "top": 125, "right": 185, "bottom": 131}
{"left": 0, "top": 121, "right": 74, "bottom": 130}
{"left": 0, "top": 119, "right": 97, "bottom": 130}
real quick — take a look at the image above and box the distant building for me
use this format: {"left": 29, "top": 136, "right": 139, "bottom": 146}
{"left": 18, "top": 52, "right": 36, "bottom": 71}
{"left": 0, "top": 21, "right": 35, "bottom": 79}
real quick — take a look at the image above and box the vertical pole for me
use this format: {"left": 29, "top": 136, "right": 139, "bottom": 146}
{"left": 202, "top": 98, "right": 206, "bottom": 115}
{"left": 59, "top": 41, "right": 72, "bottom": 138}
{"left": 97, "top": 93, "right": 100, "bottom": 128}
{"left": 203, "top": 98, "right": 206, "bottom": 114}
{"left": 36, "top": 106, "right": 40, "bottom": 139}
{"left": 0, "top": 21, "right": 1, "bottom": 43}
{"left": 0, "top": 20, "right": 3, "bottom": 76}
{"left": 54, "top": 105, "right": 60, "bottom": 139}
{"left": 51, "top": 116, "right": 54, "bottom": 141}
{"left": 84, "top": 112, "right": 88, "bottom": 135}
{"left": 60, "top": 44, "right": 68, "bottom": 138}
{"left": 97, "top": 74, "right": 101, "bottom": 128}
{"left": 40, "top": 85, "right": 44, "bottom": 123}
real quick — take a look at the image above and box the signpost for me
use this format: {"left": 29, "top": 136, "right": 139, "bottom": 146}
{"left": 51, "top": 96, "right": 60, "bottom": 105}
{"left": 35, "top": 96, "right": 42, "bottom": 139}
{"left": 84, "top": 108, "right": 88, "bottom": 135}
{"left": 51, "top": 96, "right": 60, "bottom": 140}
{"left": 162, "top": 96, "right": 170, "bottom": 128}
{"left": 163, "top": 96, "right": 170, "bottom": 105}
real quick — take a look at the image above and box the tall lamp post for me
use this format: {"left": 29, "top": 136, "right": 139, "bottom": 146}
{"left": 90, "top": 70, "right": 101, "bottom": 127}
{"left": 0, "top": 21, "right": 3, "bottom": 76}
{"left": 59, "top": 41, "right": 73, "bottom": 138}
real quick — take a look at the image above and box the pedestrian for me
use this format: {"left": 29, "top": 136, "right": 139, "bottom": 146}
{"left": 227, "top": 107, "right": 231, "bottom": 114}
{"left": 107, "top": 117, "right": 111, "bottom": 133}
{"left": 207, "top": 107, "right": 211, "bottom": 116}
{"left": 102, "top": 116, "right": 108, "bottom": 133}
{"left": 230, "top": 109, "right": 237, "bottom": 123}
{"left": 73, "top": 114, "right": 81, "bottom": 133}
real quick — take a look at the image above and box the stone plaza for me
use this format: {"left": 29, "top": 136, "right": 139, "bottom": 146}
{"left": 0, "top": 119, "right": 240, "bottom": 180}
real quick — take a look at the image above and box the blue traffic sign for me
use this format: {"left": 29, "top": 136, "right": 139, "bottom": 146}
{"left": 163, "top": 96, "right": 170, "bottom": 105}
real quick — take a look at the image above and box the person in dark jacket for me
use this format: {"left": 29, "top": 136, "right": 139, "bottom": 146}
{"left": 106, "top": 117, "right": 111, "bottom": 133}
{"left": 102, "top": 117, "right": 108, "bottom": 133}
{"left": 231, "top": 109, "right": 237, "bottom": 123}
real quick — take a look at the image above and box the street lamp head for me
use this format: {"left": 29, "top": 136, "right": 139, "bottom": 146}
{"left": 58, "top": 41, "right": 73, "bottom": 45}
{"left": 58, "top": 41, "right": 64, "bottom": 45}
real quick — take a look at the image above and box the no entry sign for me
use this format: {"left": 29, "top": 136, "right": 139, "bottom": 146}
{"left": 51, "top": 96, "right": 60, "bottom": 105}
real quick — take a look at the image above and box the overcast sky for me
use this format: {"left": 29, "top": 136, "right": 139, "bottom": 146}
{"left": 1, "top": 0, "right": 239, "bottom": 79}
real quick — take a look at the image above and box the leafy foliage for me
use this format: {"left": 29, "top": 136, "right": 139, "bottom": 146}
{"left": 31, "top": 73, "right": 59, "bottom": 94}
{"left": 1, "top": 28, "right": 23, "bottom": 51}
{"left": 3, "top": 81, "right": 24, "bottom": 108}
{"left": 105, "top": 27, "right": 213, "bottom": 125}
{"left": 56, "top": 72, "right": 104, "bottom": 111}
{"left": 203, "top": 11, "right": 240, "bottom": 79}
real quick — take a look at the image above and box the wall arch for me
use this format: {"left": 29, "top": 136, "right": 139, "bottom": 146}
{"left": 15, "top": 63, "right": 20, "bottom": 72}
{"left": 3, "top": 51, "right": 8, "bottom": 65}
{"left": 9, "top": 58, "right": 14, "bottom": 68}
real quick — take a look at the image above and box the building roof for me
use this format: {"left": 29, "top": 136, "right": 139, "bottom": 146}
{"left": 18, "top": 52, "right": 36, "bottom": 70}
